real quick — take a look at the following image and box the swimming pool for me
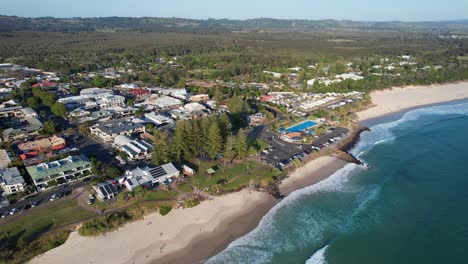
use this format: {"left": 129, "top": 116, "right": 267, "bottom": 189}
{"left": 283, "top": 120, "right": 317, "bottom": 133}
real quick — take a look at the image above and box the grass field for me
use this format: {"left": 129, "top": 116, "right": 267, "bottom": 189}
{"left": 190, "top": 160, "right": 277, "bottom": 193}
{"left": 0, "top": 199, "right": 96, "bottom": 246}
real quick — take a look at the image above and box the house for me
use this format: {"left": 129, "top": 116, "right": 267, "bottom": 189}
{"left": 0, "top": 149, "right": 12, "bottom": 169}
{"left": 17, "top": 135, "right": 66, "bottom": 160}
{"left": 128, "top": 88, "right": 150, "bottom": 98}
{"left": 26, "top": 154, "right": 92, "bottom": 190}
{"left": 249, "top": 113, "right": 267, "bottom": 126}
{"left": 183, "top": 102, "right": 206, "bottom": 113}
{"left": 119, "top": 163, "right": 180, "bottom": 191}
{"left": 93, "top": 181, "right": 118, "bottom": 200}
{"left": 113, "top": 135, "right": 153, "bottom": 161}
{"left": 90, "top": 118, "right": 145, "bottom": 142}
{"left": 0, "top": 167, "right": 26, "bottom": 195}
{"left": 2, "top": 117, "right": 43, "bottom": 142}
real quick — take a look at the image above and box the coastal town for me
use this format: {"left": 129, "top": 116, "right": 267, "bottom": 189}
{"left": 0, "top": 12, "right": 467, "bottom": 263}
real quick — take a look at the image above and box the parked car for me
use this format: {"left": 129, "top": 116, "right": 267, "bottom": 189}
{"left": 50, "top": 194, "right": 61, "bottom": 201}
{"left": 31, "top": 200, "right": 39, "bottom": 207}
{"left": 1, "top": 211, "right": 9, "bottom": 218}
{"left": 9, "top": 208, "right": 18, "bottom": 215}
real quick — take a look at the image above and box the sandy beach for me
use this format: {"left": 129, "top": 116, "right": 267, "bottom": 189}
{"left": 31, "top": 157, "right": 346, "bottom": 264}
{"left": 31, "top": 81, "right": 468, "bottom": 264}
{"left": 357, "top": 82, "right": 468, "bottom": 121}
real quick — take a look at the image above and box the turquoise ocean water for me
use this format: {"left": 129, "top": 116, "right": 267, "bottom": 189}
{"left": 207, "top": 100, "right": 468, "bottom": 264}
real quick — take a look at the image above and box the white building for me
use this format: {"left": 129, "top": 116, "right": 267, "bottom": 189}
{"left": 0, "top": 167, "right": 26, "bottom": 195}
{"left": 145, "top": 113, "right": 174, "bottom": 126}
{"left": 183, "top": 102, "right": 206, "bottom": 113}
{"left": 80, "top": 88, "right": 112, "bottom": 97}
{"left": 93, "top": 181, "right": 118, "bottom": 200}
{"left": 113, "top": 135, "right": 153, "bottom": 161}
{"left": 96, "top": 94, "right": 125, "bottom": 109}
{"left": 90, "top": 118, "right": 145, "bottom": 142}
{"left": 119, "top": 163, "right": 180, "bottom": 191}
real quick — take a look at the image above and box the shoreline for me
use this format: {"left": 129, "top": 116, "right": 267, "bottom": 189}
{"left": 30, "top": 80, "right": 468, "bottom": 264}
{"left": 30, "top": 157, "right": 347, "bottom": 264}
{"left": 357, "top": 81, "right": 468, "bottom": 122}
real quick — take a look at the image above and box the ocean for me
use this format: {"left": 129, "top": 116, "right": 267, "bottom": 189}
{"left": 207, "top": 100, "right": 468, "bottom": 264}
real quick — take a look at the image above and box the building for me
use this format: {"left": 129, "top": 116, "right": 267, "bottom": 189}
{"left": 0, "top": 167, "right": 26, "bottom": 195}
{"left": 0, "top": 149, "right": 12, "bottom": 169}
{"left": 113, "top": 135, "right": 153, "bottom": 161}
{"left": 18, "top": 135, "right": 66, "bottom": 160}
{"left": 119, "top": 163, "right": 180, "bottom": 191}
{"left": 0, "top": 106, "right": 24, "bottom": 118}
{"left": 144, "top": 113, "right": 174, "bottom": 126}
{"left": 249, "top": 112, "right": 267, "bottom": 126}
{"left": 90, "top": 118, "right": 145, "bottom": 142}
{"left": 26, "top": 154, "right": 92, "bottom": 190}
{"left": 189, "top": 94, "right": 210, "bottom": 102}
{"left": 96, "top": 94, "right": 125, "bottom": 109}
{"left": 148, "top": 95, "right": 183, "bottom": 110}
{"left": 80, "top": 88, "right": 112, "bottom": 97}
{"left": 183, "top": 102, "right": 206, "bottom": 113}
{"left": 2, "top": 117, "right": 43, "bottom": 142}
{"left": 93, "top": 181, "right": 118, "bottom": 200}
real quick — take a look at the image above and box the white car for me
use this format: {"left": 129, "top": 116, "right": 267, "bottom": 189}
{"left": 9, "top": 208, "right": 18, "bottom": 215}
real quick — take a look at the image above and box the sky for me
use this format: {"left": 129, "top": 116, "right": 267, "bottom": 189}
{"left": 0, "top": 0, "right": 467, "bottom": 22}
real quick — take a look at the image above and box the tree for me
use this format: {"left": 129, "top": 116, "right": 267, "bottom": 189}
{"left": 223, "top": 135, "right": 236, "bottom": 160}
{"left": 152, "top": 131, "right": 171, "bottom": 165}
{"left": 235, "top": 129, "right": 248, "bottom": 159}
{"left": 217, "top": 113, "right": 231, "bottom": 142}
{"left": 187, "top": 120, "right": 202, "bottom": 158}
{"left": 42, "top": 120, "right": 56, "bottom": 135}
{"left": 127, "top": 98, "right": 135, "bottom": 106}
{"left": 206, "top": 121, "right": 223, "bottom": 160}
{"left": 170, "top": 121, "right": 188, "bottom": 163}
{"left": 106, "top": 166, "right": 123, "bottom": 178}
{"left": 51, "top": 102, "right": 67, "bottom": 117}
{"left": 70, "top": 86, "right": 80, "bottom": 95}
{"left": 26, "top": 97, "right": 39, "bottom": 109}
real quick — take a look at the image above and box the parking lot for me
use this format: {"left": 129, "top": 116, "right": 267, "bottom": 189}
{"left": 0, "top": 181, "right": 86, "bottom": 221}
{"left": 254, "top": 125, "right": 348, "bottom": 169}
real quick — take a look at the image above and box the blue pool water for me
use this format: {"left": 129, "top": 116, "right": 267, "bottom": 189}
{"left": 282, "top": 120, "right": 317, "bottom": 133}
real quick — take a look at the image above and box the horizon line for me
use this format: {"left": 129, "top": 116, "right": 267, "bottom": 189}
{"left": 1, "top": 14, "right": 468, "bottom": 24}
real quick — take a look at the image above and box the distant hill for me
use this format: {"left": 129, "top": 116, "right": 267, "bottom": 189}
{"left": 1, "top": 16, "right": 468, "bottom": 33}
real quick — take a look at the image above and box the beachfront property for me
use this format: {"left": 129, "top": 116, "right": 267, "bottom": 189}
{"left": 118, "top": 163, "right": 180, "bottom": 191}
{"left": 0, "top": 167, "right": 26, "bottom": 195}
{"left": 113, "top": 135, "right": 153, "bottom": 161}
{"left": 26, "top": 154, "right": 92, "bottom": 190}
{"left": 93, "top": 181, "right": 119, "bottom": 200}
{"left": 90, "top": 117, "right": 145, "bottom": 142}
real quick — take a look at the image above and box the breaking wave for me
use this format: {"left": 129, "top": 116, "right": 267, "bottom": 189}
{"left": 305, "top": 245, "right": 329, "bottom": 264}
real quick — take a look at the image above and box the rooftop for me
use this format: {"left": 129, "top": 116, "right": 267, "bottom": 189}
{"left": 26, "top": 154, "right": 91, "bottom": 181}
{"left": 0, "top": 167, "right": 25, "bottom": 186}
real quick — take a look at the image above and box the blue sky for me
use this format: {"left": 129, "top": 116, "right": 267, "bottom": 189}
{"left": 0, "top": 0, "right": 467, "bottom": 21}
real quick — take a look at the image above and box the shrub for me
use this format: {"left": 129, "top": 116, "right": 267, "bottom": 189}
{"left": 159, "top": 205, "right": 172, "bottom": 216}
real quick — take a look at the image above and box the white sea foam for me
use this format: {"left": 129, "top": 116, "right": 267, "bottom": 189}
{"left": 305, "top": 245, "right": 329, "bottom": 264}
{"left": 352, "top": 101, "right": 468, "bottom": 157}
{"left": 206, "top": 163, "right": 364, "bottom": 264}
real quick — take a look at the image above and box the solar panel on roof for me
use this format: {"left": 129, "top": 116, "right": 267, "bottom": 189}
{"left": 149, "top": 166, "right": 167, "bottom": 178}
{"left": 108, "top": 184, "right": 117, "bottom": 194}
{"left": 99, "top": 186, "right": 108, "bottom": 196}
{"left": 103, "top": 184, "right": 112, "bottom": 195}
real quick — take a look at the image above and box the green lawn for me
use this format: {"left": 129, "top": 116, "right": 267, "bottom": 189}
{"left": 190, "top": 160, "right": 277, "bottom": 193}
{"left": 0, "top": 199, "right": 96, "bottom": 248}
{"left": 177, "top": 183, "right": 193, "bottom": 193}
